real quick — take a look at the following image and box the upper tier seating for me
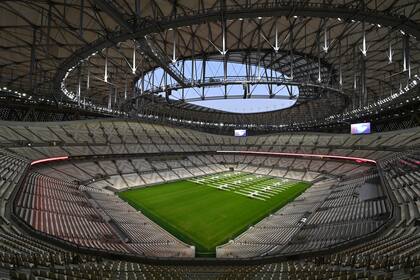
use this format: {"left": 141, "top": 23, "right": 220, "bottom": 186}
{"left": 1, "top": 120, "right": 418, "bottom": 161}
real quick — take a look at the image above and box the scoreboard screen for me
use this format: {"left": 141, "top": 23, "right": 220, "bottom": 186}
{"left": 351, "top": 122, "right": 371, "bottom": 134}
{"left": 234, "top": 129, "right": 247, "bottom": 137}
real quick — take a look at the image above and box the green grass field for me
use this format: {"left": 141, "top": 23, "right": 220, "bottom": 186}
{"left": 118, "top": 171, "right": 311, "bottom": 256}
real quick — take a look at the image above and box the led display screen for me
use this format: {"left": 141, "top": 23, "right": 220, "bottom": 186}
{"left": 351, "top": 122, "right": 371, "bottom": 134}
{"left": 234, "top": 129, "right": 247, "bottom": 137}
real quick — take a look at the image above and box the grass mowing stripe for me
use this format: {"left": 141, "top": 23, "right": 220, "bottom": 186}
{"left": 118, "top": 173, "right": 311, "bottom": 257}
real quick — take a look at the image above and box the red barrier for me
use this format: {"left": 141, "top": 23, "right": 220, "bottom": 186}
{"left": 30, "top": 156, "right": 69, "bottom": 166}
{"left": 216, "top": 150, "right": 376, "bottom": 164}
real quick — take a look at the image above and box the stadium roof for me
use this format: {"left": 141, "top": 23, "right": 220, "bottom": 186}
{"left": 0, "top": 0, "right": 419, "bottom": 126}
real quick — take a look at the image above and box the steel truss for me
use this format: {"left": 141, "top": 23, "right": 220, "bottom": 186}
{"left": 0, "top": 0, "right": 419, "bottom": 127}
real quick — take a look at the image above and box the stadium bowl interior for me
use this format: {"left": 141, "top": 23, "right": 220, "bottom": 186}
{"left": 0, "top": 0, "right": 419, "bottom": 279}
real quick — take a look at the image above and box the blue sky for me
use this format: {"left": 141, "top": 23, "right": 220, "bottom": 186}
{"left": 138, "top": 59, "right": 299, "bottom": 113}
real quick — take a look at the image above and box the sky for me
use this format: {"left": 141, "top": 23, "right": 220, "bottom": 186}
{"left": 139, "top": 59, "right": 299, "bottom": 113}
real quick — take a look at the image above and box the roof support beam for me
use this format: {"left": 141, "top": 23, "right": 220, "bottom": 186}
{"left": 92, "top": 0, "right": 187, "bottom": 87}
{"left": 92, "top": 0, "right": 133, "bottom": 31}
{"left": 55, "top": 2, "right": 420, "bottom": 98}
{"left": 137, "top": 36, "right": 188, "bottom": 87}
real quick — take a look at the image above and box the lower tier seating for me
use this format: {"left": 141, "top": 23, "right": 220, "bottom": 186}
{"left": 0, "top": 148, "right": 418, "bottom": 279}
{"left": 217, "top": 174, "right": 390, "bottom": 258}
{"left": 15, "top": 172, "right": 194, "bottom": 258}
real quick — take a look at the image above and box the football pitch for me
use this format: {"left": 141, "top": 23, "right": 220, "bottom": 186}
{"left": 118, "top": 171, "right": 311, "bottom": 256}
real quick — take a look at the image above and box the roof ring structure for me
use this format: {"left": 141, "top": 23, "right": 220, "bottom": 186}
{"left": 136, "top": 56, "right": 300, "bottom": 114}
{"left": 50, "top": 0, "right": 419, "bottom": 126}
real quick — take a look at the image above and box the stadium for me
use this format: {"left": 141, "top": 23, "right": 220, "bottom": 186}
{"left": 0, "top": 0, "right": 419, "bottom": 279}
